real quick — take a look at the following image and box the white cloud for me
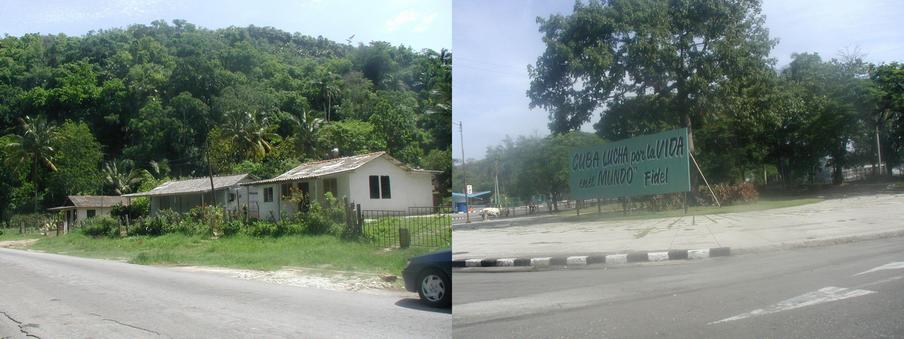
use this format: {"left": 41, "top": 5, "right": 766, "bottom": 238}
{"left": 386, "top": 10, "right": 419, "bottom": 32}
{"left": 414, "top": 13, "right": 437, "bottom": 32}
{"left": 385, "top": 9, "right": 437, "bottom": 33}
{"left": 34, "top": 0, "right": 167, "bottom": 25}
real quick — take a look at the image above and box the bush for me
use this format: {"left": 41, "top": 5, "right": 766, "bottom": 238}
{"left": 130, "top": 210, "right": 180, "bottom": 236}
{"left": 189, "top": 206, "right": 225, "bottom": 237}
{"left": 302, "top": 193, "right": 346, "bottom": 236}
{"left": 111, "top": 200, "right": 149, "bottom": 222}
{"left": 243, "top": 220, "right": 280, "bottom": 237}
{"left": 80, "top": 216, "right": 120, "bottom": 237}
{"left": 222, "top": 219, "right": 243, "bottom": 237}
{"left": 697, "top": 182, "right": 759, "bottom": 206}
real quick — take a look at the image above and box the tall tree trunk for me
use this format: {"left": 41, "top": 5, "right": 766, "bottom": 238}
{"left": 33, "top": 156, "right": 38, "bottom": 214}
{"left": 683, "top": 111, "right": 698, "bottom": 204}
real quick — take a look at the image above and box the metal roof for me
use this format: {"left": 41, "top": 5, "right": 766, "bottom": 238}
{"left": 245, "top": 152, "right": 438, "bottom": 185}
{"left": 47, "top": 195, "right": 129, "bottom": 210}
{"left": 123, "top": 174, "right": 250, "bottom": 197}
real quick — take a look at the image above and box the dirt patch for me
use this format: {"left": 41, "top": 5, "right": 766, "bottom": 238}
{"left": 171, "top": 266, "right": 407, "bottom": 296}
{"left": 0, "top": 239, "right": 38, "bottom": 249}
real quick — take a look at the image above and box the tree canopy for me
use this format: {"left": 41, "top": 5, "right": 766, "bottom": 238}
{"left": 0, "top": 20, "right": 451, "bottom": 219}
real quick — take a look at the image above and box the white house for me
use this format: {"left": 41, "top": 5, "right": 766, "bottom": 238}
{"left": 48, "top": 195, "right": 129, "bottom": 233}
{"left": 124, "top": 174, "right": 252, "bottom": 215}
{"left": 243, "top": 152, "right": 438, "bottom": 221}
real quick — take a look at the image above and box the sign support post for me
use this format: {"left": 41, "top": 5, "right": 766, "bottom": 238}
{"left": 690, "top": 153, "right": 720, "bottom": 208}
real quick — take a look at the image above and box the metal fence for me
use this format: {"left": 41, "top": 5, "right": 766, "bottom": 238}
{"left": 358, "top": 206, "right": 451, "bottom": 248}
{"left": 451, "top": 200, "right": 582, "bottom": 224}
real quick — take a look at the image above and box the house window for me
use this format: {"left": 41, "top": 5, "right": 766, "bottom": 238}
{"left": 369, "top": 175, "right": 391, "bottom": 199}
{"left": 369, "top": 176, "right": 380, "bottom": 199}
{"left": 264, "top": 187, "right": 274, "bottom": 202}
{"left": 228, "top": 192, "right": 236, "bottom": 202}
{"left": 281, "top": 183, "right": 292, "bottom": 198}
{"left": 380, "top": 176, "right": 391, "bottom": 199}
{"left": 87, "top": 210, "right": 96, "bottom": 218}
{"left": 323, "top": 178, "right": 338, "bottom": 198}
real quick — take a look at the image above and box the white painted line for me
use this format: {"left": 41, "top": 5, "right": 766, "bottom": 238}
{"left": 709, "top": 286, "right": 875, "bottom": 324}
{"left": 854, "top": 275, "right": 904, "bottom": 289}
{"left": 688, "top": 249, "right": 710, "bottom": 260}
{"left": 566, "top": 256, "right": 588, "bottom": 266}
{"left": 531, "top": 257, "right": 551, "bottom": 267}
{"left": 496, "top": 258, "right": 516, "bottom": 267}
{"left": 606, "top": 254, "right": 628, "bottom": 265}
{"left": 465, "top": 259, "right": 482, "bottom": 267}
{"left": 854, "top": 262, "right": 904, "bottom": 276}
{"left": 648, "top": 251, "right": 669, "bottom": 262}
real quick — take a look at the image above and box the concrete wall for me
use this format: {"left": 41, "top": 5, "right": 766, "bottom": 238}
{"left": 253, "top": 183, "right": 280, "bottom": 221}
{"left": 347, "top": 156, "right": 434, "bottom": 211}
{"left": 77, "top": 207, "right": 113, "bottom": 220}
{"left": 63, "top": 207, "right": 115, "bottom": 232}
{"left": 246, "top": 156, "right": 434, "bottom": 220}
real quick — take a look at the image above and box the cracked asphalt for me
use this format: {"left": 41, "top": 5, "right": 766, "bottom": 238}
{"left": 0, "top": 248, "right": 449, "bottom": 338}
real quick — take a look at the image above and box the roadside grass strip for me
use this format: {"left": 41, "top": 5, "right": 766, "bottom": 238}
{"left": 30, "top": 233, "right": 441, "bottom": 275}
{"left": 452, "top": 247, "right": 731, "bottom": 271}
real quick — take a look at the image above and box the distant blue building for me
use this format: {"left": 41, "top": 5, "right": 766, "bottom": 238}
{"left": 452, "top": 191, "right": 492, "bottom": 212}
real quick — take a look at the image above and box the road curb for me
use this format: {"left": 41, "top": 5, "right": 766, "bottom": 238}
{"left": 452, "top": 247, "right": 730, "bottom": 269}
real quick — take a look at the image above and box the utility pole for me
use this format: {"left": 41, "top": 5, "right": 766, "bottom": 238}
{"left": 457, "top": 121, "right": 470, "bottom": 223}
{"left": 206, "top": 138, "right": 216, "bottom": 207}
{"left": 494, "top": 158, "right": 500, "bottom": 207}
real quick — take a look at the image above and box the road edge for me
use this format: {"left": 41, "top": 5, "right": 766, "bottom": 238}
{"left": 452, "top": 247, "right": 731, "bottom": 271}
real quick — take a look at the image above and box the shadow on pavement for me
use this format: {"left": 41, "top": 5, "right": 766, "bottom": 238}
{"left": 394, "top": 298, "right": 451, "bottom": 314}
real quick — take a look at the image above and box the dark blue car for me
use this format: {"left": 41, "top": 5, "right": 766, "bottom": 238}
{"left": 402, "top": 248, "right": 451, "bottom": 307}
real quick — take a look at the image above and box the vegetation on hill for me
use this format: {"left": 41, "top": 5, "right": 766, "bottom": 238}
{"left": 0, "top": 20, "right": 452, "bottom": 222}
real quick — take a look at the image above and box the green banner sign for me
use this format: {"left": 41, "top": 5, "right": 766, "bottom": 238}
{"left": 569, "top": 128, "right": 690, "bottom": 199}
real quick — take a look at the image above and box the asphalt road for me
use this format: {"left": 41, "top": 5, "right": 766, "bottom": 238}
{"left": 453, "top": 237, "right": 904, "bottom": 338}
{"left": 0, "top": 248, "right": 450, "bottom": 338}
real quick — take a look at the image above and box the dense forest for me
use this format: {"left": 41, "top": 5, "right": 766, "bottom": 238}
{"left": 0, "top": 20, "right": 452, "bottom": 220}
{"left": 454, "top": 0, "right": 903, "bottom": 205}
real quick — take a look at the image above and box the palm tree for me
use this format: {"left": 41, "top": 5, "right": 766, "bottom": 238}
{"left": 103, "top": 160, "right": 144, "bottom": 195}
{"left": 317, "top": 72, "right": 341, "bottom": 121}
{"left": 221, "top": 111, "right": 278, "bottom": 160}
{"left": 289, "top": 108, "right": 324, "bottom": 158}
{"left": 3, "top": 115, "right": 58, "bottom": 214}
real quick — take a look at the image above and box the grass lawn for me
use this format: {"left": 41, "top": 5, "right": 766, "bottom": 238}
{"left": 554, "top": 197, "right": 824, "bottom": 223}
{"left": 30, "top": 233, "right": 442, "bottom": 274}
{"left": 0, "top": 228, "right": 43, "bottom": 241}
{"left": 362, "top": 214, "right": 452, "bottom": 248}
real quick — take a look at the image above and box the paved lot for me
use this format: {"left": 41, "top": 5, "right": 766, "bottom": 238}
{"left": 453, "top": 237, "right": 904, "bottom": 338}
{"left": 453, "top": 194, "right": 904, "bottom": 259}
{"left": 0, "top": 248, "right": 450, "bottom": 338}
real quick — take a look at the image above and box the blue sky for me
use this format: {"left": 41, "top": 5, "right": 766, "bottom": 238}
{"left": 452, "top": 0, "right": 904, "bottom": 162}
{"left": 0, "top": 0, "right": 451, "bottom": 52}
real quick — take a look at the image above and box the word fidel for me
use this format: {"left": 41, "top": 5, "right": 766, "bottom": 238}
{"left": 573, "top": 136, "right": 686, "bottom": 189}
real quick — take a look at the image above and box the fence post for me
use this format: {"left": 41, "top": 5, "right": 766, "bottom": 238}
{"left": 343, "top": 197, "right": 352, "bottom": 234}
{"left": 356, "top": 204, "right": 363, "bottom": 234}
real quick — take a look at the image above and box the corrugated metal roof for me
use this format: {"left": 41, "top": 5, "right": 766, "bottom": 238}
{"left": 123, "top": 174, "right": 250, "bottom": 197}
{"left": 246, "top": 152, "right": 385, "bottom": 185}
{"left": 48, "top": 195, "right": 129, "bottom": 210}
{"left": 245, "top": 152, "right": 438, "bottom": 185}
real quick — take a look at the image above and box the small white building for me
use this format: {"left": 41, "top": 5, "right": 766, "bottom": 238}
{"left": 48, "top": 195, "right": 129, "bottom": 233}
{"left": 124, "top": 174, "right": 252, "bottom": 215}
{"left": 243, "top": 152, "right": 438, "bottom": 221}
